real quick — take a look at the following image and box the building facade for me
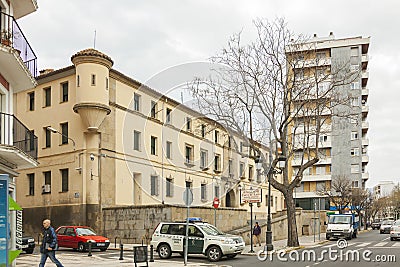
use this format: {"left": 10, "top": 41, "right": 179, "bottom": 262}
{"left": 373, "top": 181, "right": 396, "bottom": 199}
{"left": 287, "top": 33, "right": 370, "bottom": 210}
{"left": 0, "top": 0, "right": 39, "bottom": 264}
{"left": 15, "top": 49, "right": 284, "bottom": 234}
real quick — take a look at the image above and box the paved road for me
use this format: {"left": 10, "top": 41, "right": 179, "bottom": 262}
{"left": 16, "top": 230, "right": 400, "bottom": 266}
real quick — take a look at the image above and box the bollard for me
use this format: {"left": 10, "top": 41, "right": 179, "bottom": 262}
{"left": 119, "top": 242, "right": 124, "bottom": 260}
{"left": 114, "top": 237, "right": 117, "bottom": 248}
{"left": 149, "top": 244, "right": 154, "bottom": 262}
{"left": 88, "top": 242, "right": 92, "bottom": 257}
{"left": 38, "top": 234, "right": 40, "bottom": 245}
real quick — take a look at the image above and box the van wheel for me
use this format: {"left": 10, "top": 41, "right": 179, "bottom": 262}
{"left": 78, "top": 242, "right": 86, "bottom": 252}
{"left": 207, "top": 246, "right": 222, "bottom": 262}
{"left": 158, "top": 244, "right": 172, "bottom": 259}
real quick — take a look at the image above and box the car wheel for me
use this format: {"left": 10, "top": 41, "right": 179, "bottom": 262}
{"left": 207, "top": 246, "right": 222, "bottom": 262}
{"left": 25, "top": 249, "right": 34, "bottom": 254}
{"left": 227, "top": 253, "right": 238, "bottom": 259}
{"left": 158, "top": 244, "right": 172, "bottom": 259}
{"left": 78, "top": 242, "right": 86, "bottom": 252}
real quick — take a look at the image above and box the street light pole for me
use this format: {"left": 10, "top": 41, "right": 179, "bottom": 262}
{"left": 46, "top": 126, "right": 76, "bottom": 150}
{"left": 266, "top": 158, "right": 274, "bottom": 252}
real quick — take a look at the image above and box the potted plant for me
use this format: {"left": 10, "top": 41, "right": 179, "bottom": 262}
{"left": 1, "top": 29, "right": 12, "bottom": 46}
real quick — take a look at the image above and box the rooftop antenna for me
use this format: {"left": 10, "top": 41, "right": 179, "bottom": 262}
{"left": 181, "top": 91, "right": 184, "bottom": 103}
{"left": 93, "top": 30, "right": 97, "bottom": 49}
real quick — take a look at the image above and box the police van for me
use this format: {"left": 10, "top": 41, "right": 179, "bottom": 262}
{"left": 150, "top": 218, "right": 245, "bottom": 262}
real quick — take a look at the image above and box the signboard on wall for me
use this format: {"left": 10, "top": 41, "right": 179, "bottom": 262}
{"left": 0, "top": 175, "right": 9, "bottom": 267}
{"left": 240, "top": 188, "right": 262, "bottom": 203}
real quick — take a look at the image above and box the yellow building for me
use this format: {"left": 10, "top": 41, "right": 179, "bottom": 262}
{"left": 15, "top": 49, "right": 284, "bottom": 234}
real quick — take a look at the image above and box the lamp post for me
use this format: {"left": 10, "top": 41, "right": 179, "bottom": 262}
{"left": 47, "top": 126, "right": 76, "bottom": 149}
{"left": 256, "top": 154, "right": 285, "bottom": 252}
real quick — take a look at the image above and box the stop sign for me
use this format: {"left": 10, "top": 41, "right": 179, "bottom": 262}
{"left": 213, "top": 197, "right": 220, "bottom": 209}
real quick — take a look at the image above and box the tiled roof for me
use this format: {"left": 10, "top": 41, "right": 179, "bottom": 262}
{"left": 71, "top": 48, "right": 113, "bottom": 64}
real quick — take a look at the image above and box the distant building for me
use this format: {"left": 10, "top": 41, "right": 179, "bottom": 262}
{"left": 373, "top": 181, "right": 396, "bottom": 199}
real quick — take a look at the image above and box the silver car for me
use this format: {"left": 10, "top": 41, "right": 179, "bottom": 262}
{"left": 380, "top": 220, "right": 394, "bottom": 234}
{"left": 390, "top": 220, "right": 400, "bottom": 240}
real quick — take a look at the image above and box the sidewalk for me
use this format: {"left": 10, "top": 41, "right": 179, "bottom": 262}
{"left": 241, "top": 234, "right": 328, "bottom": 255}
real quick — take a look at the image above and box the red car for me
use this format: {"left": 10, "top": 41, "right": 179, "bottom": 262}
{"left": 55, "top": 226, "right": 110, "bottom": 252}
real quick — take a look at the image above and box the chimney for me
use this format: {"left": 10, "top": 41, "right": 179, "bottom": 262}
{"left": 313, "top": 33, "right": 317, "bottom": 38}
{"left": 39, "top": 69, "right": 55, "bottom": 76}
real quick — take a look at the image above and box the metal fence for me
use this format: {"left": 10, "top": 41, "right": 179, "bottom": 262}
{"left": 0, "top": 112, "right": 38, "bottom": 160}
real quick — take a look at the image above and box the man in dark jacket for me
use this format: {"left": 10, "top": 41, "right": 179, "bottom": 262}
{"left": 39, "top": 219, "right": 64, "bottom": 267}
{"left": 253, "top": 222, "right": 262, "bottom": 247}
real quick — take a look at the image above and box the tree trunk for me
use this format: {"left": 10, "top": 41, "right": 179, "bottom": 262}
{"left": 285, "top": 190, "right": 300, "bottom": 247}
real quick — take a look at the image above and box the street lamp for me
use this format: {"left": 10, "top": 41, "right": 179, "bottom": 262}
{"left": 46, "top": 126, "right": 76, "bottom": 149}
{"left": 256, "top": 154, "right": 286, "bottom": 252}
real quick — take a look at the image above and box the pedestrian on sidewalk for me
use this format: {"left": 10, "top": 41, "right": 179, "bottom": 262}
{"left": 253, "top": 221, "right": 262, "bottom": 247}
{"left": 39, "top": 219, "right": 64, "bottom": 267}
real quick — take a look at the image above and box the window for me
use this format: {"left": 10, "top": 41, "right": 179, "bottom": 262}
{"left": 271, "top": 195, "right": 274, "bottom": 207}
{"left": 239, "top": 162, "right": 245, "bottom": 177}
{"left": 352, "top": 97, "right": 360, "bottom": 107}
{"left": 77, "top": 75, "right": 80, "bottom": 87}
{"left": 214, "top": 154, "right": 221, "bottom": 172}
{"left": 228, "top": 136, "right": 232, "bottom": 148}
{"left": 185, "top": 181, "right": 192, "bottom": 189}
{"left": 200, "top": 150, "right": 208, "bottom": 169}
{"left": 319, "top": 135, "right": 328, "bottom": 142}
{"left": 316, "top": 51, "right": 326, "bottom": 59}
{"left": 316, "top": 181, "right": 325, "bottom": 191}
{"left": 166, "top": 108, "right": 172, "bottom": 123}
{"left": 150, "top": 136, "right": 157, "bottom": 155}
{"left": 91, "top": 74, "right": 96, "bottom": 86}
{"left": 61, "top": 122, "right": 68, "bottom": 144}
{"left": 166, "top": 141, "right": 172, "bottom": 159}
{"left": 315, "top": 166, "right": 325, "bottom": 175}
{"left": 150, "top": 175, "right": 159, "bottom": 196}
{"left": 201, "top": 124, "right": 206, "bottom": 138}
{"left": 351, "top": 131, "right": 358, "bottom": 140}
{"left": 43, "top": 171, "right": 51, "bottom": 193}
{"left": 106, "top": 77, "right": 109, "bottom": 90}
{"left": 134, "top": 93, "right": 140, "bottom": 111}
{"left": 214, "top": 130, "right": 219, "bottom": 143}
{"left": 185, "top": 145, "right": 194, "bottom": 165}
{"left": 28, "top": 92, "right": 35, "bottom": 111}
{"left": 352, "top": 180, "right": 359, "bottom": 188}
{"left": 228, "top": 159, "right": 233, "bottom": 175}
{"left": 351, "top": 164, "right": 360, "bottom": 174}
{"left": 133, "top": 131, "right": 141, "bottom": 151}
{"left": 44, "top": 127, "right": 51, "bottom": 148}
{"left": 151, "top": 101, "right": 157, "bottom": 119}
{"left": 294, "top": 69, "right": 304, "bottom": 79}
{"left": 186, "top": 117, "right": 191, "bottom": 131}
{"left": 28, "top": 130, "right": 35, "bottom": 151}
{"left": 44, "top": 87, "right": 51, "bottom": 107}
{"left": 350, "top": 115, "right": 358, "bottom": 124}
{"left": 351, "top": 148, "right": 360, "bottom": 156}
{"left": 240, "top": 142, "right": 244, "bottom": 153}
{"left": 214, "top": 185, "right": 220, "bottom": 198}
{"left": 61, "top": 169, "right": 69, "bottom": 192}
{"left": 201, "top": 183, "right": 207, "bottom": 201}
{"left": 248, "top": 165, "right": 254, "bottom": 181}
{"left": 351, "top": 82, "right": 359, "bottom": 90}
{"left": 61, "top": 82, "right": 68, "bottom": 102}
{"left": 28, "top": 173, "right": 34, "bottom": 195}
{"left": 166, "top": 178, "right": 173, "bottom": 197}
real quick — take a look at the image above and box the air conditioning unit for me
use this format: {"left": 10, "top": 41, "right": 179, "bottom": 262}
{"left": 42, "top": 184, "right": 51, "bottom": 193}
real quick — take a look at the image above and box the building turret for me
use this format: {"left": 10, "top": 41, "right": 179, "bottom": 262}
{"left": 71, "top": 49, "right": 113, "bottom": 131}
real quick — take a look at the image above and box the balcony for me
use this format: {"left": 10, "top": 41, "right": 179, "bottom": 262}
{"left": 0, "top": 112, "right": 38, "bottom": 169}
{"left": 362, "top": 88, "right": 369, "bottom": 96}
{"left": 362, "top": 105, "right": 369, "bottom": 114}
{"left": 361, "top": 54, "right": 369, "bottom": 70}
{"left": 11, "top": 0, "right": 38, "bottom": 19}
{"left": 362, "top": 172, "right": 369, "bottom": 180}
{"left": 0, "top": 12, "right": 37, "bottom": 91}
{"left": 362, "top": 138, "right": 369, "bottom": 146}
{"left": 362, "top": 155, "right": 369, "bottom": 163}
{"left": 362, "top": 70, "right": 369, "bottom": 80}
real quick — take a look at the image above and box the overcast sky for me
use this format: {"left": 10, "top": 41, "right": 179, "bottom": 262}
{"left": 18, "top": 0, "right": 400, "bottom": 188}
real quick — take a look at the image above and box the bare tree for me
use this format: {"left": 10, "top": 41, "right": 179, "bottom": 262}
{"left": 319, "top": 175, "right": 352, "bottom": 214}
{"left": 189, "top": 18, "right": 359, "bottom": 247}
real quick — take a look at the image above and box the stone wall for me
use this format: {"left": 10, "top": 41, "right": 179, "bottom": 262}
{"left": 102, "top": 204, "right": 248, "bottom": 244}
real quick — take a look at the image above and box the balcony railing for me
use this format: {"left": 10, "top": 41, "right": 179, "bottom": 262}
{"left": 0, "top": 12, "right": 37, "bottom": 77}
{"left": 0, "top": 112, "right": 38, "bottom": 160}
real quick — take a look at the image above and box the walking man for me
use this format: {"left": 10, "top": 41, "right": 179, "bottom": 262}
{"left": 253, "top": 221, "right": 262, "bottom": 247}
{"left": 39, "top": 219, "right": 64, "bottom": 267}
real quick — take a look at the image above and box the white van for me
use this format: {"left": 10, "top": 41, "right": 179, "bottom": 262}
{"left": 151, "top": 220, "right": 245, "bottom": 262}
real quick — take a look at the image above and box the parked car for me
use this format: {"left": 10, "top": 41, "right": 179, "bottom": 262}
{"left": 371, "top": 219, "right": 382, "bottom": 230}
{"left": 55, "top": 226, "right": 110, "bottom": 252}
{"left": 151, "top": 218, "right": 245, "bottom": 262}
{"left": 380, "top": 220, "right": 394, "bottom": 234}
{"left": 390, "top": 220, "right": 400, "bottom": 240}
{"left": 16, "top": 236, "right": 35, "bottom": 254}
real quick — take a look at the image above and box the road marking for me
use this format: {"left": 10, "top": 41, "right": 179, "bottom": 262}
{"left": 381, "top": 237, "right": 390, "bottom": 241}
{"left": 391, "top": 242, "right": 400, "bottom": 247}
{"left": 355, "top": 242, "right": 371, "bottom": 247}
{"left": 374, "top": 242, "right": 388, "bottom": 247}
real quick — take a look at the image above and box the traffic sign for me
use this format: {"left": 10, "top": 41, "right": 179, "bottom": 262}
{"left": 212, "top": 197, "right": 220, "bottom": 209}
{"left": 183, "top": 188, "right": 193, "bottom": 206}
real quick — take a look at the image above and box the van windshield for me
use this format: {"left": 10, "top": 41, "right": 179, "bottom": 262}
{"left": 198, "top": 225, "right": 224, "bottom": 236}
{"left": 328, "top": 216, "right": 351, "bottom": 224}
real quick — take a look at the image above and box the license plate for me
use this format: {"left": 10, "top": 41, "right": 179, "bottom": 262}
{"left": 334, "top": 233, "right": 341, "bottom": 236}
{"left": 97, "top": 243, "right": 105, "bottom": 246}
